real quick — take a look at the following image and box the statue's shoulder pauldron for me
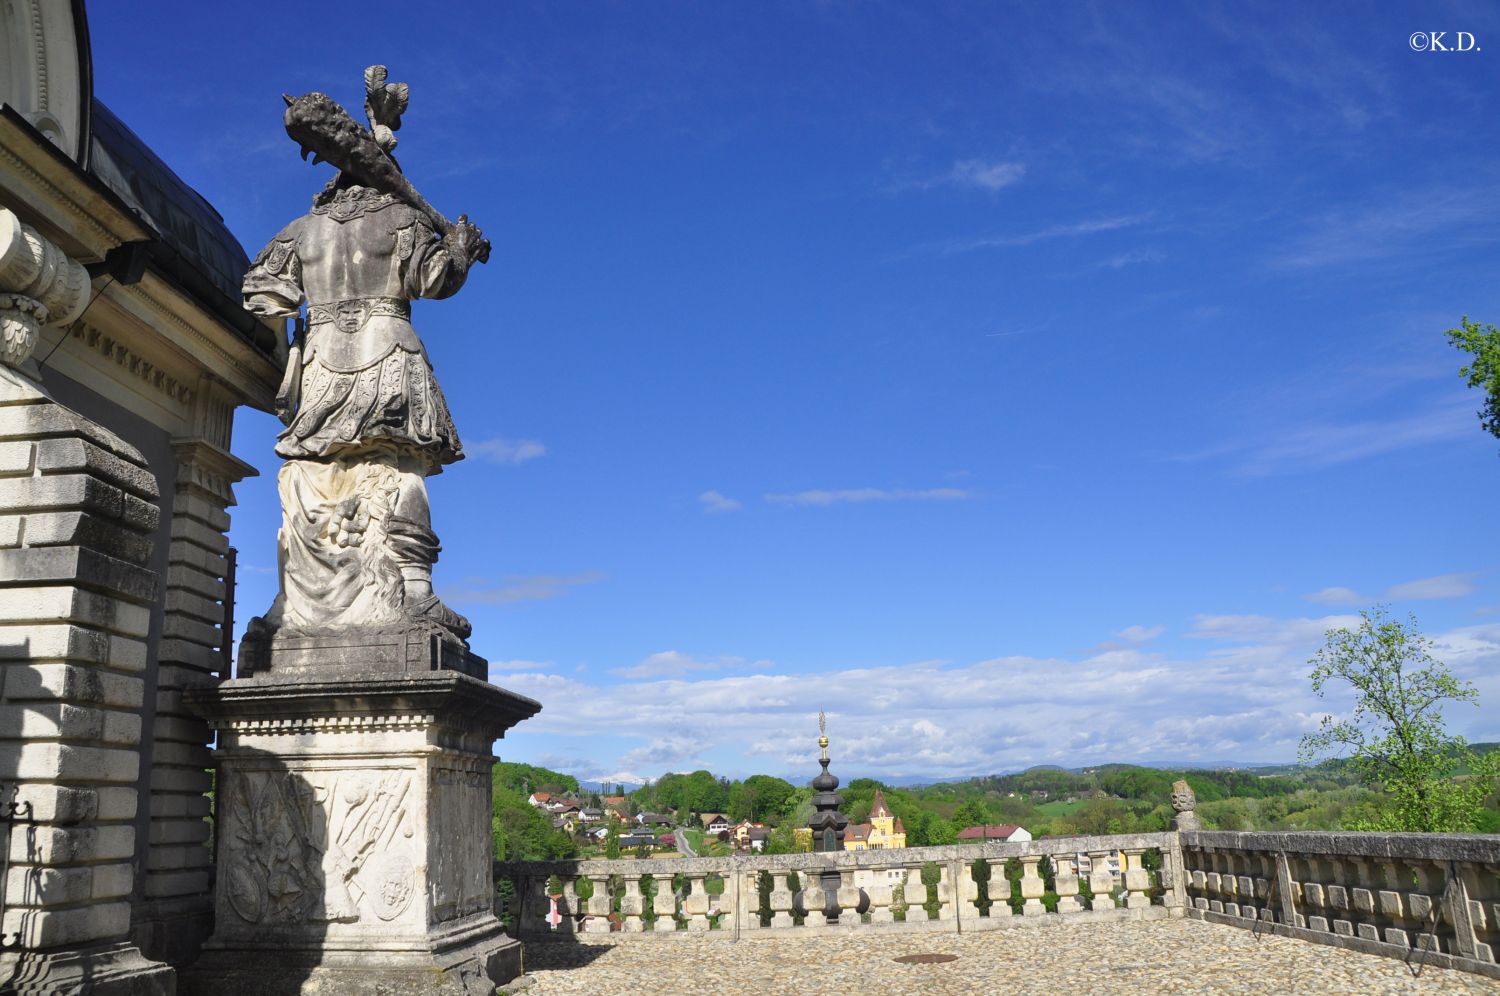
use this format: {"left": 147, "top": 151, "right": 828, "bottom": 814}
{"left": 394, "top": 220, "right": 433, "bottom": 262}
{"left": 252, "top": 236, "right": 300, "bottom": 277}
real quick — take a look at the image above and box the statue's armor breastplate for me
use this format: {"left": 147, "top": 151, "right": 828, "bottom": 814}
{"left": 298, "top": 200, "right": 426, "bottom": 372}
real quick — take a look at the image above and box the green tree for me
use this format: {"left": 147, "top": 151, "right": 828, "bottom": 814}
{"left": 953, "top": 798, "right": 990, "bottom": 829}
{"left": 605, "top": 822, "right": 621, "bottom": 860}
{"left": 1445, "top": 316, "right": 1500, "bottom": 449}
{"left": 1299, "top": 607, "right": 1498, "bottom": 832}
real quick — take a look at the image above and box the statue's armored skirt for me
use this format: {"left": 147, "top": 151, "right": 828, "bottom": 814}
{"left": 245, "top": 184, "right": 467, "bottom": 473}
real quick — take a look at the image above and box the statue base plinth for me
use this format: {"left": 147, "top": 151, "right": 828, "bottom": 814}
{"left": 183, "top": 667, "right": 540, "bottom": 996}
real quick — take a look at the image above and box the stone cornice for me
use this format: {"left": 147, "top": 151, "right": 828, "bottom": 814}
{"left": 208, "top": 714, "right": 438, "bottom": 736}
{"left": 171, "top": 438, "right": 258, "bottom": 504}
{"left": 117, "top": 273, "right": 279, "bottom": 411}
{"left": 0, "top": 106, "right": 148, "bottom": 260}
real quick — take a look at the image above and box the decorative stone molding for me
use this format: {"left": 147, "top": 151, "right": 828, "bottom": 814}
{"left": 0, "top": 0, "right": 88, "bottom": 160}
{"left": 69, "top": 323, "right": 195, "bottom": 406}
{"left": 207, "top": 713, "right": 439, "bottom": 736}
{"left": 0, "top": 208, "right": 89, "bottom": 367}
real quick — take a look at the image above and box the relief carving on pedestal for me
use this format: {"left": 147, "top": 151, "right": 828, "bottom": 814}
{"left": 222, "top": 767, "right": 417, "bottom": 926}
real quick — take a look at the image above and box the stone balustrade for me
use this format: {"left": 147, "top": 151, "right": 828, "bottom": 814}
{"left": 1181, "top": 830, "right": 1500, "bottom": 981}
{"left": 496, "top": 828, "right": 1500, "bottom": 982}
{"left": 495, "top": 831, "right": 1175, "bottom": 940}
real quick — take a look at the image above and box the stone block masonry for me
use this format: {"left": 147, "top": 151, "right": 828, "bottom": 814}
{"left": 0, "top": 363, "right": 174, "bottom": 994}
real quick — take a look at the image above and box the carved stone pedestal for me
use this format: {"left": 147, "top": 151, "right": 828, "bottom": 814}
{"left": 181, "top": 668, "right": 539, "bottom": 995}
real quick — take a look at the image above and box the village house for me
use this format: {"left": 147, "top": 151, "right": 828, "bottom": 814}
{"left": 956, "top": 824, "right": 1033, "bottom": 843}
{"left": 844, "top": 789, "right": 907, "bottom": 851}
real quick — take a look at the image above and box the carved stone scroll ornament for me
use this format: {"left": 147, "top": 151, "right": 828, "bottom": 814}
{"left": 242, "top": 66, "right": 490, "bottom": 646}
{"left": 0, "top": 208, "right": 89, "bottom": 368}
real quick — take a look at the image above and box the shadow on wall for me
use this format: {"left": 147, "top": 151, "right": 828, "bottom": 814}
{"left": 181, "top": 746, "right": 329, "bottom": 994}
{"left": 0, "top": 634, "right": 45, "bottom": 991}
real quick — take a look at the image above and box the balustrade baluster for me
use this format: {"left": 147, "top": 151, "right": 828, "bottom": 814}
{"left": 1020, "top": 855, "right": 1046, "bottom": 917}
{"left": 801, "top": 877, "right": 828, "bottom": 928}
{"left": 557, "top": 878, "right": 580, "bottom": 934}
{"left": 1055, "top": 855, "right": 1082, "bottom": 915}
{"left": 1302, "top": 857, "right": 1330, "bottom": 933}
{"left": 1087, "top": 850, "right": 1116, "bottom": 911}
{"left": 1121, "top": 849, "right": 1151, "bottom": 910}
{"left": 683, "top": 874, "right": 711, "bottom": 932}
{"left": 867, "top": 874, "right": 895, "bottom": 924}
{"left": 651, "top": 872, "right": 676, "bottom": 932}
{"left": 986, "top": 859, "right": 1012, "bottom": 919}
{"left": 621, "top": 876, "right": 645, "bottom": 933}
{"left": 905, "top": 868, "right": 931, "bottom": 923}
{"left": 1461, "top": 862, "right": 1499, "bottom": 962}
{"left": 769, "top": 872, "right": 795, "bottom": 928}
{"left": 836, "top": 869, "right": 861, "bottom": 926}
{"left": 1376, "top": 860, "right": 1410, "bottom": 948}
{"left": 584, "top": 874, "right": 611, "bottom": 933}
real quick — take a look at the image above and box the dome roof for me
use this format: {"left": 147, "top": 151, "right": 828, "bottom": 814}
{"left": 87, "top": 99, "right": 273, "bottom": 354}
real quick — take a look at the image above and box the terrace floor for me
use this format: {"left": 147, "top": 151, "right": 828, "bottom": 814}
{"left": 515, "top": 918, "right": 1498, "bottom": 995}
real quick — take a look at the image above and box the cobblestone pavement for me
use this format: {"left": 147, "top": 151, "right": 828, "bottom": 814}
{"left": 515, "top": 918, "right": 1499, "bottom": 995}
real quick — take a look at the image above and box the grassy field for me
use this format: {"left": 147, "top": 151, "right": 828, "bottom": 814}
{"left": 1035, "top": 799, "right": 1087, "bottom": 818}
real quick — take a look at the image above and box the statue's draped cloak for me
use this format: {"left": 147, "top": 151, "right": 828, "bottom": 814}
{"left": 244, "top": 186, "right": 466, "bottom": 474}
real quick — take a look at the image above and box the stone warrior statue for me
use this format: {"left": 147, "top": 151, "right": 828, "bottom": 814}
{"left": 242, "top": 66, "right": 488, "bottom": 644}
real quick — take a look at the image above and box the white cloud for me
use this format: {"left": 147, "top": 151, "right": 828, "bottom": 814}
{"left": 1302, "top": 572, "right": 1479, "bottom": 606}
{"left": 1303, "top": 586, "right": 1365, "bottom": 605}
{"left": 928, "top": 213, "right": 1152, "bottom": 256}
{"left": 1186, "top": 613, "right": 1361, "bottom": 644}
{"left": 1174, "top": 397, "right": 1474, "bottom": 477}
{"left": 620, "top": 737, "right": 702, "bottom": 770}
{"left": 610, "top": 651, "right": 773, "bottom": 679}
{"left": 1116, "top": 624, "right": 1166, "bottom": 643}
{"left": 467, "top": 436, "right": 547, "bottom": 465}
{"left": 495, "top": 608, "right": 1500, "bottom": 782}
{"left": 765, "top": 487, "right": 970, "bottom": 507}
{"left": 489, "top": 658, "right": 554, "bottom": 672}
{"left": 1096, "top": 248, "right": 1165, "bottom": 269}
{"left": 699, "top": 490, "right": 742, "bottom": 513}
{"left": 1385, "top": 572, "right": 1478, "bottom": 601}
{"left": 442, "top": 570, "right": 605, "bottom": 605}
{"left": 949, "top": 159, "right": 1026, "bottom": 191}
{"left": 1274, "top": 185, "right": 1500, "bottom": 269}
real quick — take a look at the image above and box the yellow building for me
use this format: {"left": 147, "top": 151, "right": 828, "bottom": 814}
{"left": 844, "top": 790, "right": 906, "bottom": 851}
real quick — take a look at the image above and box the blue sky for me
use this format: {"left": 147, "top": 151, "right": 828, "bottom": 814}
{"left": 92, "top": 2, "right": 1500, "bottom": 784}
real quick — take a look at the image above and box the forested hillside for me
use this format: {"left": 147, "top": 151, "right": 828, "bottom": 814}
{"left": 491, "top": 752, "right": 1500, "bottom": 860}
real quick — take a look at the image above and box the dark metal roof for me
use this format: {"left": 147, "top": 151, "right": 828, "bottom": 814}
{"left": 86, "top": 99, "right": 275, "bottom": 355}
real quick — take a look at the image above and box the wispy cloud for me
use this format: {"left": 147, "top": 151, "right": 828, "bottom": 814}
{"left": 1303, "top": 572, "right": 1480, "bottom": 605}
{"left": 467, "top": 436, "right": 547, "bottom": 465}
{"left": 1095, "top": 248, "right": 1165, "bottom": 269}
{"left": 1304, "top": 586, "right": 1364, "bottom": 606}
{"left": 1173, "top": 398, "right": 1474, "bottom": 477}
{"left": 699, "top": 489, "right": 742, "bottom": 513}
{"left": 914, "top": 213, "right": 1152, "bottom": 257}
{"left": 764, "top": 487, "right": 971, "bottom": 507}
{"left": 610, "top": 650, "right": 774, "bottom": 679}
{"left": 442, "top": 570, "right": 605, "bottom": 605}
{"left": 1387, "top": 572, "right": 1479, "bottom": 601}
{"left": 1187, "top": 613, "right": 1361, "bottom": 645}
{"left": 1117, "top": 624, "right": 1166, "bottom": 643}
{"left": 1273, "top": 185, "right": 1500, "bottom": 269}
{"left": 949, "top": 159, "right": 1026, "bottom": 192}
